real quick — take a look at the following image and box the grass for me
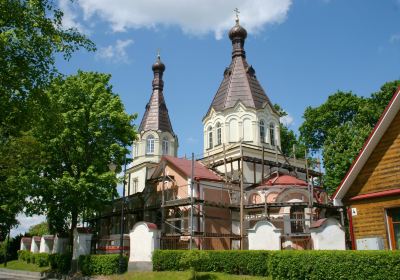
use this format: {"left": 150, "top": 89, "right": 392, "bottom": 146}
{"left": 2, "top": 260, "right": 49, "bottom": 273}
{"left": 100, "top": 271, "right": 270, "bottom": 280}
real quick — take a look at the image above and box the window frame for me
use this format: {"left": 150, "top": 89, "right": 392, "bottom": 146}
{"left": 146, "top": 135, "right": 155, "bottom": 154}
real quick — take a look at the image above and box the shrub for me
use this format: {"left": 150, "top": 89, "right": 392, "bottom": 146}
{"left": 268, "top": 250, "right": 400, "bottom": 280}
{"left": 153, "top": 250, "right": 270, "bottom": 276}
{"left": 17, "top": 250, "right": 31, "bottom": 262}
{"left": 49, "top": 253, "right": 71, "bottom": 274}
{"left": 34, "top": 253, "right": 50, "bottom": 267}
{"left": 154, "top": 250, "right": 400, "bottom": 279}
{"left": 78, "top": 254, "right": 128, "bottom": 275}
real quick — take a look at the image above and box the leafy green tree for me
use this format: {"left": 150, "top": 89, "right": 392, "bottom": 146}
{"left": 29, "top": 71, "right": 136, "bottom": 237}
{"left": 27, "top": 222, "right": 50, "bottom": 236}
{"left": 274, "top": 104, "right": 306, "bottom": 159}
{"left": 0, "top": 0, "right": 94, "bottom": 239}
{"left": 299, "top": 81, "right": 400, "bottom": 194}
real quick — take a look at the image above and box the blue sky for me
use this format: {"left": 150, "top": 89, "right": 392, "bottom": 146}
{"left": 11, "top": 0, "right": 400, "bottom": 236}
{"left": 56, "top": 0, "right": 400, "bottom": 159}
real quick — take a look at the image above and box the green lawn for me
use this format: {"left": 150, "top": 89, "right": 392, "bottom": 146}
{"left": 101, "top": 271, "right": 270, "bottom": 280}
{"left": 3, "top": 260, "right": 49, "bottom": 273}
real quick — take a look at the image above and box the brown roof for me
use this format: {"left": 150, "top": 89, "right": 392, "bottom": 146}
{"left": 206, "top": 21, "right": 277, "bottom": 116}
{"left": 163, "top": 156, "right": 222, "bottom": 181}
{"left": 139, "top": 56, "right": 174, "bottom": 135}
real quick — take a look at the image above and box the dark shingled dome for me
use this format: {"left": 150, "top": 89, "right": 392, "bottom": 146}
{"left": 229, "top": 19, "right": 247, "bottom": 40}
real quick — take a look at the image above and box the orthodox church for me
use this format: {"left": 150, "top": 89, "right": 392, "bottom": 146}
{"left": 93, "top": 17, "right": 343, "bottom": 252}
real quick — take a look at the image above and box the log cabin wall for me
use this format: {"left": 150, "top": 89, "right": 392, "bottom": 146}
{"left": 343, "top": 110, "right": 400, "bottom": 249}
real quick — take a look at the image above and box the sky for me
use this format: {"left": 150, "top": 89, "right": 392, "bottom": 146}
{"left": 11, "top": 0, "right": 400, "bottom": 236}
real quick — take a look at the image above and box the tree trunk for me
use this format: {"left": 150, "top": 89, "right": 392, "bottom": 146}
{"left": 69, "top": 208, "right": 78, "bottom": 253}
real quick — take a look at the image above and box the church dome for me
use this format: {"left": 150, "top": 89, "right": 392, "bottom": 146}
{"left": 152, "top": 55, "right": 165, "bottom": 72}
{"left": 229, "top": 19, "right": 247, "bottom": 40}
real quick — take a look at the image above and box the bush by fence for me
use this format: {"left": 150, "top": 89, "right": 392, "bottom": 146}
{"left": 153, "top": 250, "right": 400, "bottom": 280}
{"left": 48, "top": 253, "right": 72, "bottom": 274}
{"left": 17, "top": 251, "right": 50, "bottom": 267}
{"left": 18, "top": 250, "right": 71, "bottom": 273}
{"left": 78, "top": 254, "right": 128, "bottom": 275}
{"left": 153, "top": 250, "right": 270, "bottom": 276}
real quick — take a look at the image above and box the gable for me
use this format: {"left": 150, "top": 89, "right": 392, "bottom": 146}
{"left": 343, "top": 109, "right": 400, "bottom": 202}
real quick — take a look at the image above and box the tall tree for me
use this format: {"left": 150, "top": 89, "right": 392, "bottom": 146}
{"left": 274, "top": 104, "right": 306, "bottom": 159}
{"left": 299, "top": 81, "right": 400, "bottom": 194}
{"left": 0, "top": 0, "right": 94, "bottom": 239}
{"left": 29, "top": 71, "right": 136, "bottom": 237}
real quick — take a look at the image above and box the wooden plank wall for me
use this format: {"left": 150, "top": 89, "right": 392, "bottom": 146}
{"left": 344, "top": 110, "right": 400, "bottom": 249}
{"left": 351, "top": 197, "right": 400, "bottom": 249}
{"left": 344, "top": 110, "right": 400, "bottom": 199}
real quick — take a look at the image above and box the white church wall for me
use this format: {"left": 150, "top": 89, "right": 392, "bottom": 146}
{"left": 310, "top": 218, "right": 346, "bottom": 250}
{"left": 30, "top": 237, "right": 40, "bottom": 253}
{"left": 248, "top": 221, "right": 282, "bottom": 250}
{"left": 39, "top": 235, "right": 54, "bottom": 253}
{"left": 72, "top": 229, "right": 93, "bottom": 260}
{"left": 129, "top": 222, "right": 160, "bottom": 262}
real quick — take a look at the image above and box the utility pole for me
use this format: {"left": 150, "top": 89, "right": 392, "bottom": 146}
{"left": 240, "top": 143, "right": 244, "bottom": 250}
{"left": 190, "top": 153, "right": 194, "bottom": 249}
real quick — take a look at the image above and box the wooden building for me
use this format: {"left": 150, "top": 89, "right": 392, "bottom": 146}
{"left": 333, "top": 88, "right": 400, "bottom": 250}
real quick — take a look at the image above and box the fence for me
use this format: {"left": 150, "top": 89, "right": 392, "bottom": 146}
{"left": 281, "top": 235, "right": 312, "bottom": 250}
{"left": 160, "top": 235, "right": 242, "bottom": 250}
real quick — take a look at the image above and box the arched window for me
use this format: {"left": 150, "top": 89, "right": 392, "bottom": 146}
{"left": 259, "top": 120, "right": 265, "bottom": 143}
{"left": 162, "top": 137, "right": 169, "bottom": 155}
{"left": 208, "top": 126, "right": 213, "bottom": 149}
{"left": 269, "top": 123, "right": 275, "bottom": 146}
{"left": 216, "top": 122, "right": 222, "bottom": 146}
{"left": 243, "top": 118, "right": 252, "bottom": 141}
{"left": 146, "top": 135, "right": 155, "bottom": 154}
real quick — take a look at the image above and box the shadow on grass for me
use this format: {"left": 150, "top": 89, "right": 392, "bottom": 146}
{"left": 191, "top": 274, "right": 218, "bottom": 280}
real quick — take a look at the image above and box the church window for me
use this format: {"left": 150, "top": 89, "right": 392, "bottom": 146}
{"left": 216, "top": 122, "right": 222, "bottom": 146}
{"left": 146, "top": 135, "right": 155, "bottom": 154}
{"left": 229, "top": 119, "right": 238, "bottom": 142}
{"left": 290, "top": 206, "right": 305, "bottom": 233}
{"left": 162, "top": 137, "right": 169, "bottom": 155}
{"left": 243, "top": 118, "right": 252, "bottom": 141}
{"left": 259, "top": 120, "right": 265, "bottom": 143}
{"left": 269, "top": 123, "right": 275, "bottom": 146}
{"left": 208, "top": 126, "right": 213, "bottom": 149}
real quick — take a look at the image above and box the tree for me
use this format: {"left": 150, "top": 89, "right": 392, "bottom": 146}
{"left": 28, "top": 222, "right": 50, "bottom": 236}
{"left": 29, "top": 71, "right": 136, "bottom": 237}
{"left": 299, "top": 81, "right": 400, "bottom": 194}
{"left": 274, "top": 104, "right": 306, "bottom": 159}
{"left": 0, "top": 0, "right": 95, "bottom": 239}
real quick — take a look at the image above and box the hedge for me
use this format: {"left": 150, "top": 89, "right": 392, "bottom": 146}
{"left": 153, "top": 250, "right": 270, "bottom": 276}
{"left": 18, "top": 250, "right": 71, "bottom": 273}
{"left": 48, "top": 253, "right": 72, "bottom": 274}
{"left": 17, "top": 251, "right": 50, "bottom": 267}
{"left": 153, "top": 250, "right": 400, "bottom": 279}
{"left": 78, "top": 254, "right": 128, "bottom": 275}
{"left": 268, "top": 250, "right": 400, "bottom": 280}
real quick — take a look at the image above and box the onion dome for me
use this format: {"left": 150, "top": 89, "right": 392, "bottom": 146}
{"left": 229, "top": 18, "right": 248, "bottom": 40}
{"left": 152, "top": 54, "right": 165, "bottom": 72}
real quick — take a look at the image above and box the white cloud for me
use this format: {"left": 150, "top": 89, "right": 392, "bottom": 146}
{"left": 96, "top": 39, "right": 134, "bottom": 63}
{"left": 10, "top": 214, "right": 46, "bottom": 237}
{"left": 59, "top": 0, "right": 90, "bottom": 34}
{"left": 280, "top": 114, "right": 294, "bottom": 127}
{"left": 389, "top": 34, "right": 400, "bottom": 43}
{"left": 72, "top": 0, "right": 292, "bottom": 39}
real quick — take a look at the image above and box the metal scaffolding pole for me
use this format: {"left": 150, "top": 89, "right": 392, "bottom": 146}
{"left": 190, "top": 153, "right": 194, "bottom": 249}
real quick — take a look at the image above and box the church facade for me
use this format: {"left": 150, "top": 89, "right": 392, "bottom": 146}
{"left": 92, "top": 18, "right": 344, "bottom": 253}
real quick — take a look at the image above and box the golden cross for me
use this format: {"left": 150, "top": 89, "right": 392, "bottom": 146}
{"left": 234, "top": 8, "right": 240, "bottom": 21}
